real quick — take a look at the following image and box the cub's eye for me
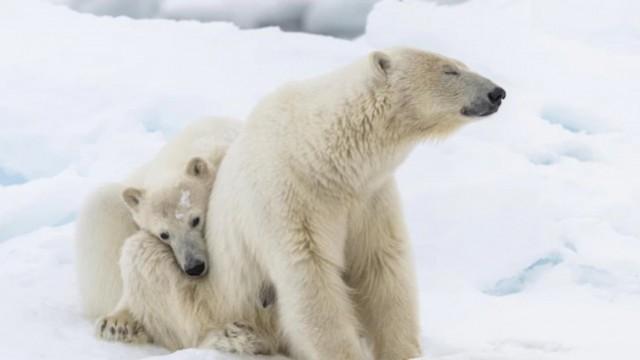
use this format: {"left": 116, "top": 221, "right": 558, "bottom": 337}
{"left": 159, "top": 232, "right": 170, "bottom": 240}
{"left": 444, "top": 69, "right": 460, "bottom": 76}
{"left": 191, "top": 217, "right": 200, "bottom": 228}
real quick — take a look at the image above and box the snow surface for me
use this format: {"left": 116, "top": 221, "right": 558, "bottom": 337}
{"left": 1, "top": 0, "right": 639, "bottom": 359}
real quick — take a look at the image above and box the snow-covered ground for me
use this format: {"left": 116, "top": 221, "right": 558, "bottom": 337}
{"left": 1, "top": 0, "right": 639, "bottom": 359}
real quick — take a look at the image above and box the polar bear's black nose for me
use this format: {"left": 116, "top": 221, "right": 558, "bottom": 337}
{"left": 488, "top": 87, "right": 506, "bottom": 104}
{"left": 185, "top": 260, "right": 206, "bottom": 277}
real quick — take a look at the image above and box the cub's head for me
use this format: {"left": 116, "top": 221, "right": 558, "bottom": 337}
{"left": 122, "top": 157, "right": 214, "bottom": 278}
{"left": 370, "top": 48, "right": 506, "bottom": 138}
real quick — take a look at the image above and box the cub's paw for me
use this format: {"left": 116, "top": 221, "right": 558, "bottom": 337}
{"left": 95, "top": 311, "right": 151, "bottom": 344}
{"left": 223, "top": 321, "right": 272, "bottom": 355}
{"left": 202, "top": 321, "right": 271, "bottom": 355}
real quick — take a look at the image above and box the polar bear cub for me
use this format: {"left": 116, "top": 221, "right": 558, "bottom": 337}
{"left": 76, "top": 118, "right": 272, "bottom": 354}
{"left": 96, "top": 160, "right": 270, "bottom": 354}
{"left": 76, "top": 117, "right": 238, "bottom": 320}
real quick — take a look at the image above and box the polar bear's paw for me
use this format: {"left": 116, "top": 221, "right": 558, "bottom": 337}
{"left": 95, "top": 310, "right": 151, "bottom": 344}
{"left": 201, "top": 321, "right": 271, "bottom": 355}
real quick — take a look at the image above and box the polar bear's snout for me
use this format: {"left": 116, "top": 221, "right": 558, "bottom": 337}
{"left": 461, "top": 84, "right": 506, "bottom": 117}
{"left": 179, "top": 249, "right": 208, "bottom": 278}
{"left": 488, "top": 86, "right": 506, "bottom": 105}
{"left": 184, "top": 258, "right": 207, "bottom": 277}
{"left": 171, "top": 231, "right": 209, "bottom": 278}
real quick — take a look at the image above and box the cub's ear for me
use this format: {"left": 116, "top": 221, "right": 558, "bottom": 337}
{"left": 185, "top": 157, "right": 210, "bottom": 178}
{"left": 122, "top": 187, "right": 144, "bottom": 210}
{"left": 369, "top": 51, "right": 391, "bottom": 79}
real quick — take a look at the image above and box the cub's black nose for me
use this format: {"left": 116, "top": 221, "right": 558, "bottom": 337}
{"left": 185, "top": 260, "right": 206, "bottom": 277}
{"left": 488, "top": 87, "right": 506, "bottom": 104}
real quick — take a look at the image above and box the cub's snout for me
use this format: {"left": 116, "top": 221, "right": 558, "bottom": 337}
{"left": 173, "top": 234, "right": 209, "bottom": 278}
{"left": 184, "top": 258, "right": 207, "bottom": 277}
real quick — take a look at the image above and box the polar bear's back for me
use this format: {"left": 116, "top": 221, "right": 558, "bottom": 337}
{"left": 127, "top": 117, "right": 241, "bottom": 187}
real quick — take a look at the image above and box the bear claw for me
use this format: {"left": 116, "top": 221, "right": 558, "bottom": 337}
{"left": 95, "top": 312, "right": 151, "bottom": 344}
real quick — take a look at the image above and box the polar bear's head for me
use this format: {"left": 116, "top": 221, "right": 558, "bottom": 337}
{"left": 122, "top": 158, "right": 214, "bottom": 278}
{"left": 370, "top": 48, "right": 505, "bottom": 138}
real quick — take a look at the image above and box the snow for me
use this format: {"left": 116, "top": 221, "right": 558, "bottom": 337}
{"left": 50, "top": 0, "right": 379, "bottom": 38}
{"left": 1, "top": 0, "right": 639, "bottom": 359}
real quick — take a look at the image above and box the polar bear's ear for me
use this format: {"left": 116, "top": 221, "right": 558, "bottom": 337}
{"left": 122, "top": 187, "right": 144, "bottom": 210}
{"left": 186, "top": 157, "right": 210, "bottom": 179}
{"left": 369, "top": 51, "right": 391, "bottom": 79}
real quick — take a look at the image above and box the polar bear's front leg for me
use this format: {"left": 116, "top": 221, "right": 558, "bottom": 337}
{"left": 262, "top": 217, "right": 365, "bottom": 360}
{"left": 95, "top": 307, "right": 151, "bottom": 344}
{"left": 347, "top": 181, "right": 421, "bottom": 360}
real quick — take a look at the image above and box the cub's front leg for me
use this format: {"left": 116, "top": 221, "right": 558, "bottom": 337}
{"left": 95, "top": 307, "right": 151, "bottom": 344}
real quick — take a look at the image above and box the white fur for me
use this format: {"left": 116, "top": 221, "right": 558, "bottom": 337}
{"left": 76, "top": 182, "right": 137, "bottom": 318}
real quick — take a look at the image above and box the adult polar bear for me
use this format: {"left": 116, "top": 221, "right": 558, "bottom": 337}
{"left": 206, "top": 47, "right": 505, "bottom": 359}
